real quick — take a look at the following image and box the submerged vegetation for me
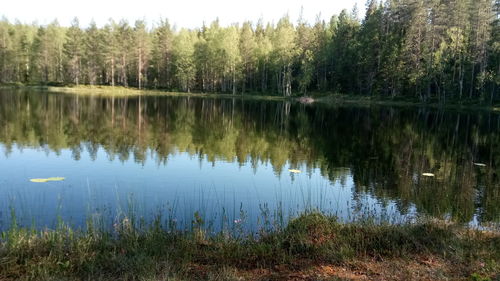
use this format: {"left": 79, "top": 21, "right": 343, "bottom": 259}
{"left": 0, "top": 211, "right": 498, "bottom": 280}
{"left": 0, "top": 0, "right": 498, "bottom": 103}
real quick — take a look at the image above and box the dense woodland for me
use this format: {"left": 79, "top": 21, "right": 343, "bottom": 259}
{"left": 0, "top": 0, "right": 499, "bottom": 101}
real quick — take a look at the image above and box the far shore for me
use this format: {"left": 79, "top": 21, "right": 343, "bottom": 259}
{"left": 1, "top": 83, "right": 499, "bottom": 111}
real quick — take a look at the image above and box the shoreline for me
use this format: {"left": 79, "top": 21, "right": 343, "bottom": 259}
{"left": 1, "top": 84, "right": 499, "bottom": 111}
{"left": 1, "top": 212, "right": 498, "bottom": 280}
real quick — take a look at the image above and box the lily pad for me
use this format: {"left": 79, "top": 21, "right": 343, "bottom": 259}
{"left": 422, "top": 173, "right": 435, "bottom": 177}
{"left": 288, "top": 169, "right": 301, "bottom": 174}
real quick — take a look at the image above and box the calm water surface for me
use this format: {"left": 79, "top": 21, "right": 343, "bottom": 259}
{"left": 0, "top": 89, "right": 499, "bottom": 230}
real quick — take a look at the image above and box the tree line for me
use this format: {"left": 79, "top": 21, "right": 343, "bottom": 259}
{"left": 0, "top": 0, "right": 498, "bottom": 102}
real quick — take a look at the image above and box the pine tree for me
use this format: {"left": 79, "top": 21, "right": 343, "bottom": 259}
{"left": 402, "top": 0, "right": 428, "bottom": 99}
{"left": 63, "top": 18, "right": 84, "bottom": 85}
{"left": 469, "top": 0, "right": 494, "bottom": 98}
{"left": 115, "top": 20, "right": 133, "bottom": 87}
{"left": 239, "top": 21, "right": 257, "bottom": 93}
{"left": 296, "top": 15, "right": 314, "bottom": 95}
{"left": 489, "top": 0, "right": 500, "bottom": 102}
{"left": 31, "top": 22, "right": 64, "bottom": 83}
{"left": 0, "top": 19, "right": 14, "bottom": 83}
{"left": 101, "top": 22, "right": 119, "bottom": 86}
{"left": 133, "top": 20, "right": 150, "bottom": 89}
{"left": 151, "top": 19, "right": 173, "bottom": 89}
{"left": 358, "top": 0, "right": 383, "bottom": 95}
{"left": 84, "top": 21, "right": 104, "bottom": 85}
{"left": 14, "top": 24, "right": 35, "bottom": 83}
{"left": 330, "top": 9, "right": 360, "bottom": 94}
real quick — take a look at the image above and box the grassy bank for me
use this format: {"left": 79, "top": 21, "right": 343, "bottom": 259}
{"left": 2, "top": 83, "right": 499, "bottom": 111}
{"left": 0, "top": 84, "right": 287, "bottom": 102}
{"left": 1, "top": 212, "right": 498, "bottom": 281}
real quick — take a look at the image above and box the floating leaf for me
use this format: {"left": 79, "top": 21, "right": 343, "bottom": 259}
{"left": 30, "top": 178, "right": 49, "bottom": 183}
{"left": 288, "top": 169, "right": 301, "bottom": 173}
{"left": 422, "top": 173, "right": 435, "bottom": 177}
{"left": 47, "top": 177, "right": 65, "bottom": 181}
{"left": 30, "top": 177, "right": 65, "bottom": 183}
{"left": 473, "top": 163, "right": 487, "bottom": 167}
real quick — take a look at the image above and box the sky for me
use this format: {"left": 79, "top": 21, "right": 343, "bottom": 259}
{"left": 1, "top": 0, "right": 365, "bottom": 28}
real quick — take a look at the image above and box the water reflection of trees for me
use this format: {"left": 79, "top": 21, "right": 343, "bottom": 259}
{"left": 0, "top": 89, "right": 498, "bottom": 223}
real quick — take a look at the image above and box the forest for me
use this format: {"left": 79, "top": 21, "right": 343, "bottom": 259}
{"left": 0, "top": 0, "right": 498, "bottom": 102}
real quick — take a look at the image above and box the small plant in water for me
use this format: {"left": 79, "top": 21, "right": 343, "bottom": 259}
{"left": 192, "top": 211, "right": 206, "bottom": 243}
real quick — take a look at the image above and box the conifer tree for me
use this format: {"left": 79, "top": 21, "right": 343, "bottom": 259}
{"left": 64, "top": 18, "right": 84, "bottom": 85}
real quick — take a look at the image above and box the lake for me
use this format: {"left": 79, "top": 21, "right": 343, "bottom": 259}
{"left": 0, "top": 89, "right": 499, "bottom": 231}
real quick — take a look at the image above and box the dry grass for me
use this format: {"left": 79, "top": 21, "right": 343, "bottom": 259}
{"left": 0, "top": 212, "right": 498, "bottom": 280}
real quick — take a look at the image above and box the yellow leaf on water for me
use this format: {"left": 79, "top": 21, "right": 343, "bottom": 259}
{"left": 288, "top": 169, "right": 301, "bottom": 174}
{"left": 30, "top": 178, "right": 49, "bottom": 183}
{"left": 422, "top": 173, "right": 435, "bottom": 177}
{"left": 30, "top": 177, "right": 65, "bottom": 183}
{"left": 46, "top": 177, "right": 65, "bottom": 181}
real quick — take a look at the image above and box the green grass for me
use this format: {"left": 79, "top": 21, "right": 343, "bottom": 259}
{"left": 0, "top": 84, "right": 288, "bottom": 102}
{"left": 1, "top": 212, "right": 498, "bottom": 280}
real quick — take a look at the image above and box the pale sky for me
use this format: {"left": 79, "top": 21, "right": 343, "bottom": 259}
{"left": 1, "top": 0, "right": 365, "bottom": 28}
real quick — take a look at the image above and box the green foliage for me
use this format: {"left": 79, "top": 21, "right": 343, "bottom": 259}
{"left": 0, "top": 0, "right": 497, "bottom": 101}
{"left": 63, "top": 18, "right": 84, "bottom": 85}
{"left": 470, "top": 273, "right": 492, "bottom": 281}
{"left": 173, "top": 29, "right": 197, "bottom": 92}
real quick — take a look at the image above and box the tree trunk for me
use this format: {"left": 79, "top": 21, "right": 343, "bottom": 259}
{"left": 111, "top": 57, "right": 115, "bottom": 86}
{"left": 232, "top": 66, "right": 236, "bottom": 95}
{"left": 459, "top": 62, "right": 463, "bottom": 100}
{"left": 138, "top": 49, "right": 142, "bottom": 89}
{"left": 122, "top": 54, "right": 127, "bottom": 87}
{"left": 469, "top": 64, "right": 475, "bottom": 99}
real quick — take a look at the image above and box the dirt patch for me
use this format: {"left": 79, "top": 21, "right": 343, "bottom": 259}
{"left": 198, "top": 255, "right": 493, "bottom": 281}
